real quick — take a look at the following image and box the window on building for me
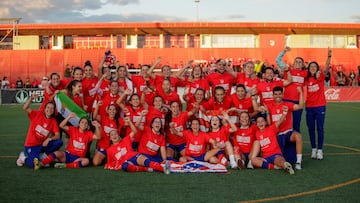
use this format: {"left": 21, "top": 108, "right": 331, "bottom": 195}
{"left": 64, "top": 36, "right": 73, "bottom": 49}
{"left": 310, "top": 35, "right": 331, "bottom": 48}
{"left": 40, "top": 36, "right": 50, "bottom": 49}
{"left": 164, "top": 35, "right": 171, "bottom": 48}
{"left": 117, "top": 35, "right": 122, "bottom": 48}
{"left": 137, "top": 35, "right": 145, "bottom": 48}
{"left": 189, "top": 35, "right": 195, "bottom": 48}
{"left": 126, "top": 35, "right": 137, "bottom": 48}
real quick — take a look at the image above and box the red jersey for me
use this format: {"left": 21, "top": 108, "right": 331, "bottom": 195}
{"left": 284, "top": 69, "right": 307, "bottom": 101}
{"left": 98, "top": 92, "right": 120, "bottom": 116}
{"left": 207, "top": 96, "right": 233, "bottom": 112}
{"left": 267, "top": 101, "right": 294, "bottom": 133}
{"left": 100, "top": 79, "right": 111, "bottom": 93}
{"left": 82, "top": 76, "right": 99, "bottom": 112}
{"left": 138, "top": 127, "right": 165, "bottom": 156}
{"left": 183, "top": 130, "right": 211, "bottom": 156}
{"left": 40, "top": 83, "right": 65, "bottom": 111}
{"left": 185, "top": 94, "right": 210, "bottom": 112}
{"left": 256, "top": 80, "right": 284, "bottom": 106}
{"left": 154, "top": 75, "right": 183, "bottom": 92}
{"left": 131, "top": 75, "right": 155, "bottom": 104}
{"left": 230, "top": 94, "right": 254, "bottom": 113}
{"left": 146, "top": 106, "right": 166, "bottom": 127}
{"left": 156, "top": 89, "right": 180, "bottom": 106}
{"left": 206, "top": 72, "right": 235, "bottom": 95}
{"left": 97, "top": 115, "right": 118, "bottom": 149}
{"left": 106, "top": 135, "right": 138, "bottom": 167}
{"left": 24, "top": 110, "right": 60, "bottom": 147}
{"left": 255, "top": 124, "right": 282, "bottom": 158}
{"left": 166, "top": 112, "right": 188, "bottom": 145}
{"left": 208, "top": 125, "right": 230, "bottom": 150}
{"left": 185, "top": 77, "right": 210, "bottom": 95}
{"left": 232, "top": 124, "right": 256, "bottom": 154}
{"left": 124, "top": 105, "right": 146, "bottom": 142}
{"left": 305, "top": 73, "right": 326, "bottom": 108}
{"left": 236, "top": 73, "right": 260, "bottom": 90}
{"left": 66, "top": 126, "right": 94, "bottom": 157}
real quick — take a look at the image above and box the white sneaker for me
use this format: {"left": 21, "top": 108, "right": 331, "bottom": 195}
{"left": 311, "top": 149, "right": 317, "bottom": 159}
{"left": 16, "top": 152, "right": 26, "bottom": 166}
{"left": 54, "top": 163, "right": 66, "bottom": 168}
{"left": 163, "top": 160, "right": 170, "bottom": 175}
{"left": 316, "top": 150, "right": 323, "bottom": 160}
{"left": 284, "top": 162, "right": 295, "bottom": 175}
{"left": 295, "top": 162, "right": 302, "bottom": 170}
{"left": 247, "top": 161, "right": 254, "bottom": 169}
{"left": 230, "top": 161, "right": 238, "bottom": 169}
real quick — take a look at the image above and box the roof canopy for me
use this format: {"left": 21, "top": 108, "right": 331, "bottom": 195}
{"left": 1, "top": 22, "right": 359, "bottom": 36}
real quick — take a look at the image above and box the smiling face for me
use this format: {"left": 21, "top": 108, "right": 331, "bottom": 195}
{"left": 44, "top": 102, "right": 55, "bottom": 118}
{"left": 216, "top": 60, "right": 226, "bottom": 74}
{"left": 192, "top": 66, "right": 202, "bottom": 79}
{"left": 243, "top": 62, "right": 255, "bottom": 76}
{"left": 190, "top": 119, "right": 200, "bottom": 133}
{"left": 210, "top": 116, "right": 221, "bottom": 131}
{"left": 256, "top": 116, "right": 267, "bottom": 130}
{"left": 236, "top": 86, "right": 247, "bottom": 99}
{"left": 78, "top": 118, "right": 89, "bottom": 131}
{"left": 293, "top": 57, "right": 304, "bottom": 70}
{"left": 151, "top": 117, "right": 162, "bottom": 133}
{"left": 170, "top": 102, "right": 180, "bottom": 116}
{"left": 153, "top": 96, "right": 163, "bottom": 109}
{"left": 109, "top": 130, "right": 121, "bottom": 143}
{"left": 214, "top": 88, "right": 225, "bottom": 103}
{"left": 239, "top": 112, "right": 250, "bottom": 127}
{"left": 84, "top": 65, "right": 93, "bottom": 79}
{"left": 106, "top": 104, "right": 117, "bottom": 119}
{"left": 129, "top": 94, "right": 140, "bottom": 107}
{"left": 72, "top": 69, "right": 83, "bottom": 81}
{"left": 50, "top": 73, "right": 60, "bottom": 88}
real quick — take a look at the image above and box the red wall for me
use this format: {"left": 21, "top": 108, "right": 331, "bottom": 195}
{"left": 1, "top": 48, "right": 359, "bottom": 84}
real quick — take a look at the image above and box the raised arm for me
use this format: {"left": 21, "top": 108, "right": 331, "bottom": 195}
{"left": 92, "top": 120, "right": 102, "bottom": 140}
{"left": 116, "top": 88, "right": 132, "bottom": 112}
{"left": 175, "top": 60, "right": 193, "bottom": 81}
{"left": 324, "top": 47, "right": 332, "bottom": 74}
{"left": 124, "top": 117, "right": 138, "bottom": 140}
{"left": 276, "top": 46, "right": 291, "bottom": 73}
{"left": 23, "top": 94, "right": 38, "bottom": 113}
{"left": 169, "top": 122, "right": 183, "bottom": 137}
{"left": 222, "top": 112, "right": 237, "bottom": 133}
{"left": 147, "top": 56, "right": 162, "bottom": 79}
{"left": 59, "top": 113, "right": 76, "bottom": 132}
{"left": 275, "top": 106, "right": 288, "bottom": 129}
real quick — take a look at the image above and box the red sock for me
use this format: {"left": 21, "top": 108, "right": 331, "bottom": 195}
{"left": 150, "top": 162, "right": 164, "bottom": 172}
{"left": 66, "top": 161, "right": 82, "bottom": 168}
{"left": 126, "top": 164, "right": 149, "bottom": 172}
{"left": 41, "top": 155, "right": 55, "bottom": 165}
{"left": 268, "top": 163, "right": 274, "bottom": 169}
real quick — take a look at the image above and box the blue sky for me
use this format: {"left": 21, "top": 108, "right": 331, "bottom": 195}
{"left": 1, "top": 0, "right": 359, "bottom": 23}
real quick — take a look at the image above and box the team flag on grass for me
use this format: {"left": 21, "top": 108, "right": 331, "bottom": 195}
{"left": 54, "top": 92, "right": 87, "bottom": 127}
{"left": 169, "top": 161, "right": 228, "bottom": 173}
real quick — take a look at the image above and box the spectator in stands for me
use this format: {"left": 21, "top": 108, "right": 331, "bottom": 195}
{"left": 348, "top": 70, "right": 357, "bottom": 86}
{"left": 335, "top": 70, "right": 346, "bottom": 86}
{"left": 358, "top": 66, "right": 360, "bottom": 86}
{"left": 324, "top": 66, "right": 332, "bottom": 86}
{"left": 31, "top": 77, "right": 39, "bottom": 88}
{"left": 1, "top": 76, "right": 10, "bottom": 89}
{"left": 24, "top": 77, "right": 31, "bottom": 88}
{"left": 16, "top": 77, "right": 24, "bottom": 88}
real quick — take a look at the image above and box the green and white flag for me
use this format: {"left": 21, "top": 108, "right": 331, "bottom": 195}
{"left": 54, "top": 91, "right": 87, "bottom": 127}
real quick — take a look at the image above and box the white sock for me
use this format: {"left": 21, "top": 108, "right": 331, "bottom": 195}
{"left": 229, "top": 155, "right": 236, "bottom": 164}
{"left": 296, "top": 154, "right": 302, "bottom": 163}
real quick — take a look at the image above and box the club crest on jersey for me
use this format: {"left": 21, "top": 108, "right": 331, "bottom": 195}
{"left": 266, "top": 86, "right": 270, "bottom": 91}
{"left": 196, "top": 84, "right": 199, "bottom": 88}
{"left": 117, "top": 147, "right": 121, "bottom": 151}
{"left": 43, "top": 123, "right": 48, "bottom": 128}
{"left": 238, "top": 104, "right": 243, "bottom": 109}
{"left": 79, "top": 137, "right": 83, "bottom": 142}
{"left": 194, "top": 141, "right": 198, "bottom": 145}
{"left": 276, "top": 109, "right": 280, "bottom": 114}
{"left": 220, "top": 79, "right": 224, "bottom": 84}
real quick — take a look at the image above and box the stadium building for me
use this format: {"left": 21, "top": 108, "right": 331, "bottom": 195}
{"left": 0, "top": 18, "right": 360, "bottom": 83}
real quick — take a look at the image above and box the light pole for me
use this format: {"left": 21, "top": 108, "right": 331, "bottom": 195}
{"left": 194, "top": 0, "right": 200, "bottom": 22}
